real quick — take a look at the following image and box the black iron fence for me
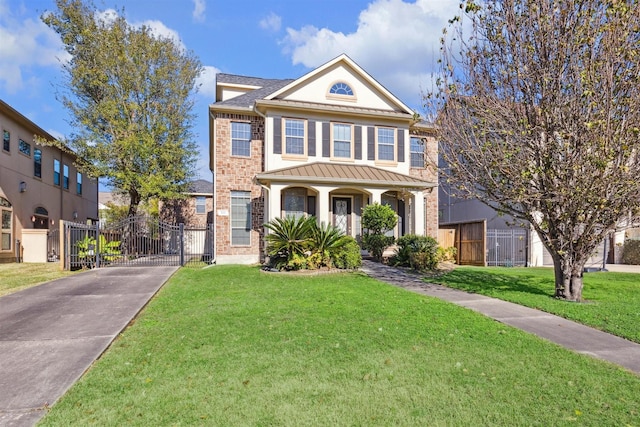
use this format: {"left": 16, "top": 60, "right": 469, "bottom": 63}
{"left": 60, "top": 216, "right": 213, "bottom": 270}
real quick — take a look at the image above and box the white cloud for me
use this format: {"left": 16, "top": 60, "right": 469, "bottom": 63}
{"left": 259, "top": 12, "right": 282, "bottom": 32}
{"left": 0, "top": 6, "right": 69, "bottom": 94}
{"left": 281, "top": 0, "right": 460, "bottom": 108}
{"left": 193, "top": 0, "right": 206, "bottom": 23}
{"left": 136, "top": 19, "right": 186, "bottom": 50}
{"left": 196, "top": 65, "right": 220, "bottom": 99}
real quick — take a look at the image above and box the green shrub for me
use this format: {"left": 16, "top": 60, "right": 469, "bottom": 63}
{"left": 437, "top": 246, "right": 457, "bottom": 263}
{"left": 332, "top": 237, "right": 362, "bottom": 269}
{"left": 264, "top": 216, "right": 315, "bottom": 270}
{"left": 391, "top": 234, "right": 441, "bottom": 271}
{"left": 362, "top": 203, "right": 397, "bottom": 261}
{"left": 621, "top": 240, "right": 640, "bottom": 265}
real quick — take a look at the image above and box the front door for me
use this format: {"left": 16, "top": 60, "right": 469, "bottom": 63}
{"left": 332, "top": 197, "right": 351, "bottom": 236}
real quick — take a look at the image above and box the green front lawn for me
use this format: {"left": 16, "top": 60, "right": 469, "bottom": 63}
{"left": 40, "top": 265, "right": 639, "bottom": 426}
{"left": 430, "top": 267, "right": 640, "bottom": 343}
{"left": 0, "top": 263, "right": 77, "bottom": 297}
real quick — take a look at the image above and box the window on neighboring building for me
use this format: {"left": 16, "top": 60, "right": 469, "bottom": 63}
{"left": 195, "top": 196, "right": 206, "bottom": 214}
{"left": 54, "top": 159, "right": 60, "bottom": 186}
{"left": 284, "top": 118, "right": 305, "bottom": 156}
{"left": 2, "top": 130, "right": 9, "bottom": 152}
{"left": 231, "top": 122, "right": 251, "bottom": 157}
{"left": 283, "top": 188, "right": 306, "bottom": 219}
{"left": 1, "top": 197, "right": 12, "bottom": 251}
{"left": 231, "top": 191, "right": 251, "bottom": 246}
{"left": 329, "top": 82, "right": 354, "bottom": 96}
{"left": 76, "top": 172, "right": 82, "bottom": 195}
{"left": 377, "top": 127, "right": 395, "bottom": 162}
{"left": 332, "top": 123, "right": 352, "bottom": 159}
{"left": 63, "top": 164, "right": 69, "bottom": 189}
{"left": 19, "top": 139, "right": 30, "bottom": 156}
{"left": 34, "top": 149, "right": 42, "bottom": 178}
{"left": 410, "top": 137, "right": 425, "bottom": 168}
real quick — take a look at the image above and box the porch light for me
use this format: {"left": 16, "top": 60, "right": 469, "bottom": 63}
{"left": 19, "top": 181, "right": 26, "bottom": 193}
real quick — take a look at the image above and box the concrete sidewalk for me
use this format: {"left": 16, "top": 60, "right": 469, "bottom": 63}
{"left": 0, "top": 266, "right": 178, "bottom": 427}
{"left": 361, "top": 260, "right": 640, "bottom": 376}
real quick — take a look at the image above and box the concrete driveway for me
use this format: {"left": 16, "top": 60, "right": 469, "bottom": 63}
{"left": 0, "top": 266, "right": 178, "bottom": 427}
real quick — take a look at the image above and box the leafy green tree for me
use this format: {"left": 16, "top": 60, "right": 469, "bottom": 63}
{"left": 362, "top": 203, "right": 397, "bottom": 261}
{"left": 42, "top": 0, "right": 202, "bottom": 216}
{"left": 431, "top": 0, "right": 640, "bottom": 301}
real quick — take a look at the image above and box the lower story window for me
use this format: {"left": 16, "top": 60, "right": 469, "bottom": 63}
{"left": 1, "top": 197, "right": 12, "bottom": 251}
{"left": 231, "top": 191, "right": 251, "bottom": 246}
{"left": 283, "top": 188, "right": 306, "bottom": 219}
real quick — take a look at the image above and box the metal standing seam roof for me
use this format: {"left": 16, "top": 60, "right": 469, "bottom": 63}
{"left": 255, "top": 162, "right": 436, "bottom": 189}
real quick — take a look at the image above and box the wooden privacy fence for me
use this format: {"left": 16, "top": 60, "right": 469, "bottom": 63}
{"left": 438, "top": 220, "right": 486, "bottom": 266}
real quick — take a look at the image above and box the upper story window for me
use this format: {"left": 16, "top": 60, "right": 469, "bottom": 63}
{"left": 76, "top": 172, "right": 83, "bottom": 195}
{"left": 231, "top": 122, "right": 251, "bottom": 157}
{"left": 332, "top": 123, "right": 353, "bottom": 159}
{"left": 410, "top": 137, "right": 425, "bottom": 168}
{"left": 284, "top": 118, "right": 305, "bottom": 157}
{"left": 329, "top": 82, "right": 354, "bottom": 96}
{"left": 195, "top": 196, "right": 206, "bottom": 214}
{"left": 34, "top": 149, "right": 42, "bottom": 178}
{"left": 63, "top": 164, "right": 69, "bottom": 189}
{"left": 54, "top": 159, "right": 61, "bottom": 186}
{"left": 2, "top": 130, "right": 9, "bottom": 152}
{"left": 19, "top": 139, "right": 30, "bottom": 156}
{"left": 377, "top": 127, "right": 396, "bottom": 163}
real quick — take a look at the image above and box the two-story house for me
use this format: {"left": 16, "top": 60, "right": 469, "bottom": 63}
{"left": 0, "top": 99, "right": 98, "bottom": 263}
{"left": 209, "top": 54, "right": 438, "bottom": 264}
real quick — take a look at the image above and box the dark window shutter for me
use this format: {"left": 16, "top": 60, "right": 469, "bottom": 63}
{"left": 308, "top": 120, "right": 316, "bottom": 157}
{"left": 367, "top": 127, "right": 375, "bottom": 160}
{"left": 355, "top": 126, "right": 362, "bottom": 160}
{"left": 322, "top": 122, "right": 330, "bottom": 158}
{"left": 397, "top": 129, "right": 405, "bottom": 162}
{"left": 273, "top": 116, "right": 281, "bottom": 154}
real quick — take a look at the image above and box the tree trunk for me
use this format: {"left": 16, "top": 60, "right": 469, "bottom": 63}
{"left": 552, "top": 256, "right": 585, "bottom": 302}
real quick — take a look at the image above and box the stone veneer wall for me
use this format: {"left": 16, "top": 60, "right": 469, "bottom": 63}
{"left": 213, "top": 113, "right": 265, "bottom": 262}
{"left": 409, "top": 132, "right": 439, "bottom": 239}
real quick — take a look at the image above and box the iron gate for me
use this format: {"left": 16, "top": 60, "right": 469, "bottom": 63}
{"left": 62, "top": 216, "right": 213, "bottom": 270}
{"left": 486, "top": 228, "right": 528, "bottom": 267}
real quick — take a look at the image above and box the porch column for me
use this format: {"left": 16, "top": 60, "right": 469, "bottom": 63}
{"left": 316, "top": 186, "right": 331, "bottom": 226}
{"left": 369, "top": 189, "right": 385, "bottom": 205}
{"left": 268, "top": 183, "right": 284, "bottom": 223}
{"left": 412, "top": 190, "right": 425, "bottom": 236}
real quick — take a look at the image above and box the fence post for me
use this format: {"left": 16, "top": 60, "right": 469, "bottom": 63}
{"left": 179, "top": 223, "right": 185, "bottom": 266}
{"left": 95, "top": 222, "right": 101, "bottom": 269}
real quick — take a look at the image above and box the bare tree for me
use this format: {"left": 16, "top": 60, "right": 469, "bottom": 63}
{"left": 431, "top": 0, "right": 640, "bottom": 301}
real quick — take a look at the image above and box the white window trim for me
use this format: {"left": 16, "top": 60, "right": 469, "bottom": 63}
{"left": 375, "top": 126, "right": 397, "bottom": 166}
{"left": 230, "top": 121, "right": 251, "bottom": 158}
{"left": 282, "top": 117, "right": 308, "bottom": 160}
{"left": 330, "top": 122, "right": 354, "bottom": 161}
{"left": 230, "top": 191, "right": 251, "bottom": 247}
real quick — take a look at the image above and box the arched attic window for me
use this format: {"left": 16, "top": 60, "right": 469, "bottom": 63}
{"left": 330, "top": 82, "right": 353, "bottom": 95}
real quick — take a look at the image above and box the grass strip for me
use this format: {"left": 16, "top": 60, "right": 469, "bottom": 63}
{"left": 430, "top": 266, "right": 640, "bottom": 343}
{"left": 40, "top": 265, "right": 640, "bottom": 426}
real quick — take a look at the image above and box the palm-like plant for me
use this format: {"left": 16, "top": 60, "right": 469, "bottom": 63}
{"left": 264, "top": 216, "right": 315, "bottom": 269}
{"left": 309, "top": 221, "right": 347, "bottom": 267}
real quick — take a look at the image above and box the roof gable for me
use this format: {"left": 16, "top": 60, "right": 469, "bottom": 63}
{"left": 264, "top": 54, "right": 414, "bottom": 115}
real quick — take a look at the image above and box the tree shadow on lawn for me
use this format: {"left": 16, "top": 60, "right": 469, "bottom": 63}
{"left": 433, "top": 268, "right": 554, "bottom": 298}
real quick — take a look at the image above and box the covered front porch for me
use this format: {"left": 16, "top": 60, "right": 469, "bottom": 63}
{"left": 255, "top": 163, "right": 436, "bottom": 243}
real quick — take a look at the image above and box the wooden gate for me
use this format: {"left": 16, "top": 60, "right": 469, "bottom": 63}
{"left": 438, "top": 220, "right": 486, "bottom": 266}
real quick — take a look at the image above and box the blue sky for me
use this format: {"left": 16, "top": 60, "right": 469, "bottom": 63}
{"left": 0, "top": 0, "right": 460, "bottom": 181}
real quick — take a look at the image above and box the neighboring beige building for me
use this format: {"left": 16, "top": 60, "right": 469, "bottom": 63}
{"left": 209, "top": 54, "right": 438, "bottom": 264}
{"left": 0, "top": 99, "right": 98, "bottom": 263}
